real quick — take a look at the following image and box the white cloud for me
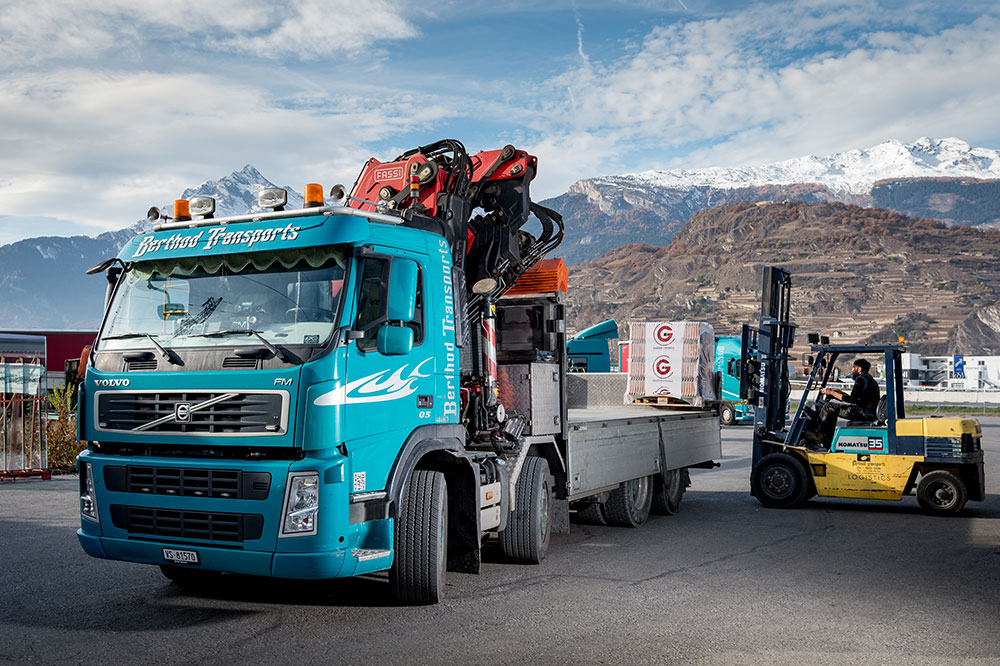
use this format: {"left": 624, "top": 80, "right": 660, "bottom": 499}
{"left": 0, "top": 69, "right": 461, "bottom": 232}
{"left": 0, "top": 0, "right": 416, "bottom": 66}
{"left": 221, "top": 0, "right": 418, "bottom": 59}
{"left": 525, "top": 1, "right": 1000, "bottom": 177}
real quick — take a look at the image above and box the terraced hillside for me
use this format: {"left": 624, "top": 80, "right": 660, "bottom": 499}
{"left": 565, "top": 201, "right": 1000, "bottom": 360}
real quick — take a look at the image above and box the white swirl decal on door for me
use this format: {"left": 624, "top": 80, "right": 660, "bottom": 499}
{"left": 313, "top": 359, "right": 432, "bottom": 406}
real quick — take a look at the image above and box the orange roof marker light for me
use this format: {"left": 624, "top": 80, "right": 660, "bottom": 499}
{"left": 173, "top": 199, "right": 191, "bottom": 221}
{"left": 506, "top": 258, "right": 568, "bottom": 295}
{"left": 304, "top": 183, "right": 324, "bottom": 208}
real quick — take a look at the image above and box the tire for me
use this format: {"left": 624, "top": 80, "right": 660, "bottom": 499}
{"left": 605, "top": 475, "right": 654, "bottom": 527}
{"left": 389, "top": 469, "right": 448, "bottom": 604}
{"left": 652, "top": 468, "right": 688, "bottom": 515}
{"left": 916, "top": 470, "right": 968, "bottom": 516}
{"left": 720, "top": 403, "right": 736, "bottom": 426}
{"left": 751, "top": 453, "right": 809, "bottom": 508}
{"left": 500, "top": 456, "right": 552, "bottom": 564}
{"left": 159, "top": 565, "right": 221, "bottom": 587}
{"left": 575, "top": 502, "right": 608, "bottom": 525}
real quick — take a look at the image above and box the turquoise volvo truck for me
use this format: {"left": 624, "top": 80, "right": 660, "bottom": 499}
{"left": 77, "top": 140, "right": 721, "bottom": 603}
{"left": 715, "top": 336, "right": 754, "bottom": 426}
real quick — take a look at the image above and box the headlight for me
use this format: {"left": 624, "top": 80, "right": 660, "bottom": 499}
{"left": 80, "top": 462, "right": 99, "bottom": 522}
{"left": 281, "top": 473, "right": 319, "bottom": 536}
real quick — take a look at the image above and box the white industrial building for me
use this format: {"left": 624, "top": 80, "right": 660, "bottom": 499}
{"left": 900, "top": 353, "right": 1000, "bottom": 389}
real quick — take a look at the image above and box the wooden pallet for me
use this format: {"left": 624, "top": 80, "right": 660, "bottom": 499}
{"left": 631, "top": 395, "right": 701, "bottom": 408}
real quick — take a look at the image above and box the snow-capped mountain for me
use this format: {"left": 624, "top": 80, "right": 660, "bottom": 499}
{"left": 4, "top": 137, "right": 1000, "bottom": 328}
{"left": 598, "top": 137, "right": 1000, "bottom": 195}
{"left": 0, "top": 166, "right": 303, "bottom": 328}
{"left": 543, "top": 137, "right": 1000, "bottom": 264}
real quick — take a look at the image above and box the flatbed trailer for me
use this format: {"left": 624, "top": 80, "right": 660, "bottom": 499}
{"left": 495, "top": 355, "right": 720, "bottom": 525}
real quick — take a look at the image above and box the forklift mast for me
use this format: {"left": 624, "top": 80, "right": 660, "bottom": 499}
{"left": 740, "top": 267, "right": 796, "bottom": 461}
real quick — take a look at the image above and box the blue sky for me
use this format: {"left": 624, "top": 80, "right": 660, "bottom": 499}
{"left": 1, "top": 0, "right": 999, "bottom": 244}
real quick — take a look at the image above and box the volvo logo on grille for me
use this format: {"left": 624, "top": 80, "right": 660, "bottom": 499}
{"left": 175, "top": 403, "right": 192, "bottom": 422}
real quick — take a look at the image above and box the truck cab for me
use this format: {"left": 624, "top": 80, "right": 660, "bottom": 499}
{"left": 77, "top": 209, "right": 469, "bottom": 584}
{"left": 715, "top": 336, "right": 753, "bottom": 426}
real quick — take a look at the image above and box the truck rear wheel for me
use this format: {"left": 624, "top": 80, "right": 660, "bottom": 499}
{"left": 390, "top": 469, "right": 448, "bottom": 604}
{"left": 652, "top": 468, "right": 688, "bottom": 515}
{"left": 720, "top": 403, "right": 736, "bottom": 426}
{"left": 605, "top": 475, "right": 653, "bottom": 527}
{"left": 916, "top": 470, "right": 968, "bottom": 515}
{"left": 751, "top": 453, "right": 809, "bottom": 508}
{"left": 575, "top": 502, "right": 608, "bottom": 525}
{"left": 500, "top": 456, "right": 552, "bottom": 564}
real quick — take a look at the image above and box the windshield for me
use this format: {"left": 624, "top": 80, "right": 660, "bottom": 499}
{"left": 97, "top": 246, "right": 349, "bottom": 351}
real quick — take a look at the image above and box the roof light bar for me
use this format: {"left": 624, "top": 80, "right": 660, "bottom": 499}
{"left": 258, "top": 187, "right": 287, "bottom": 210}
{"left": 189, "top": 196, "right": 216, "bottom": 218}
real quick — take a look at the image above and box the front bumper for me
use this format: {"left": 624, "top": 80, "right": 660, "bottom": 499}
{"left": 77, "top": 530, "right": 351, "bottom": 578}
{"left": 77, "top": 449, "right": 394, "bottom": 579}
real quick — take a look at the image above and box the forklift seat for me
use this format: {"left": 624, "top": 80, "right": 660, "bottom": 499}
{"left": 846, "top": 395, "right": 887, "bottom": 427}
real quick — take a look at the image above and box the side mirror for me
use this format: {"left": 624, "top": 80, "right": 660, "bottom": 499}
{"left": 387, "top": 258, "right": 418, "bottom": 322}
{"left": 377, "top": 325, "right": 413, "bottom": 356}
{"left": 807, "top": 355, "right": 814, "bottom": 366}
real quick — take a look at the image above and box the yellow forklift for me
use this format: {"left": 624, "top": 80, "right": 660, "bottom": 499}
{"left": 741, "top": 267, "right": 985, "bottom": 515}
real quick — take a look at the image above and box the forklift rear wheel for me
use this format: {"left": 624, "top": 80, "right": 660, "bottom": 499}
{"left": 720, "top": 403, "right": 736, "bottom": 426}
{"left": 652, "top": 468, "right": 688, "bottom": 515}
{"left": 605, "top": 475, "right": 654, "bottom": 527}
{"left": 916, "top": 470, "right": 968, "bottom": 515}
{"left": 390, "top": 469, "right": 448, "bottom": 603}
{"left": 500, "top": 456, "right": 553, "bottom": 564}
{"left": 751, "top": 453, "right": 809, "bottom": 508}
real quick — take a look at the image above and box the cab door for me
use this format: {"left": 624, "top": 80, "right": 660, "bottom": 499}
{"left": 340, "top": 252, "right": 434, "bottom": 492}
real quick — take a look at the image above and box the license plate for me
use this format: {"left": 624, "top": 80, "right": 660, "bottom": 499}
{"left": 162, "top": 548, "right": 199, "bottom": 564}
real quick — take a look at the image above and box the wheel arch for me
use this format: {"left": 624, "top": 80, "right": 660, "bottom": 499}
{"left": 528, "top": 438, "right": 566, "bottom": 500}
{"left": 386, "top": 424, "right": 481, "bottom": 574}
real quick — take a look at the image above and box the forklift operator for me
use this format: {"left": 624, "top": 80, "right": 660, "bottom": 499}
{"left": 814, "top": 358, "right": 880, "bottom": 446}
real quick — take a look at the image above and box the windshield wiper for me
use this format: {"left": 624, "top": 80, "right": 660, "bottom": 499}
{"left": 101, "top": 332, "right": 183, "bottom": 365}
{"left": 191, "top": 329, "right": 299, "bottom": 364}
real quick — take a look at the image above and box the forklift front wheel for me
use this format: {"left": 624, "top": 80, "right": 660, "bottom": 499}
{"left": 916, "top": 470, "right": 968, "bottom": 516}
{"left": 751, "top": 453, "right": 809, "bottom": 509}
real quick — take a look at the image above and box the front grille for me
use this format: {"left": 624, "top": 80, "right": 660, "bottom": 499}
{"left": 110, "top": 505, "right": 263, "bottom": 542}
{"left": 125, "top": 359, "right": 158, "bottom": 371}
{"left": 103, "top": 465, "right": 270, "bottom": 499}
{"left": 96, "top": 391, "right": 285, "bottom": 435}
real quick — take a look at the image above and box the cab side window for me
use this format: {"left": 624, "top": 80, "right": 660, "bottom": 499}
{"left": 354, "top": 257, "right": 424, "bottom": 351}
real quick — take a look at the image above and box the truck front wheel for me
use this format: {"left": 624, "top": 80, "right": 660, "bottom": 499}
{"left": 916, "top": 470, "right": 968, "bottom": 515}
{"left": 751, "top": 453, "right": 809, "bottom": 508}
{"left": 390, "top": 469, "right": 448, "bottom": 604}
{"left": 720, "top": 403, "right": 736, "bottom": 426}
{"left": 605, "top": 475, "right": 654, "bottom": 527}
{"left": 500, "top": 456, "right": 552, "bottom": 564}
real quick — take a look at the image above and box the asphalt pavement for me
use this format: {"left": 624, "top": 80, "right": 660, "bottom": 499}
{"left": 2, "top": 420, "right": 999, "bottom": 665}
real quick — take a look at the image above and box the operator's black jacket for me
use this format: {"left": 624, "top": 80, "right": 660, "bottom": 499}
{"left": 847, "top": 371, "right": 880, "bottom": 416}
